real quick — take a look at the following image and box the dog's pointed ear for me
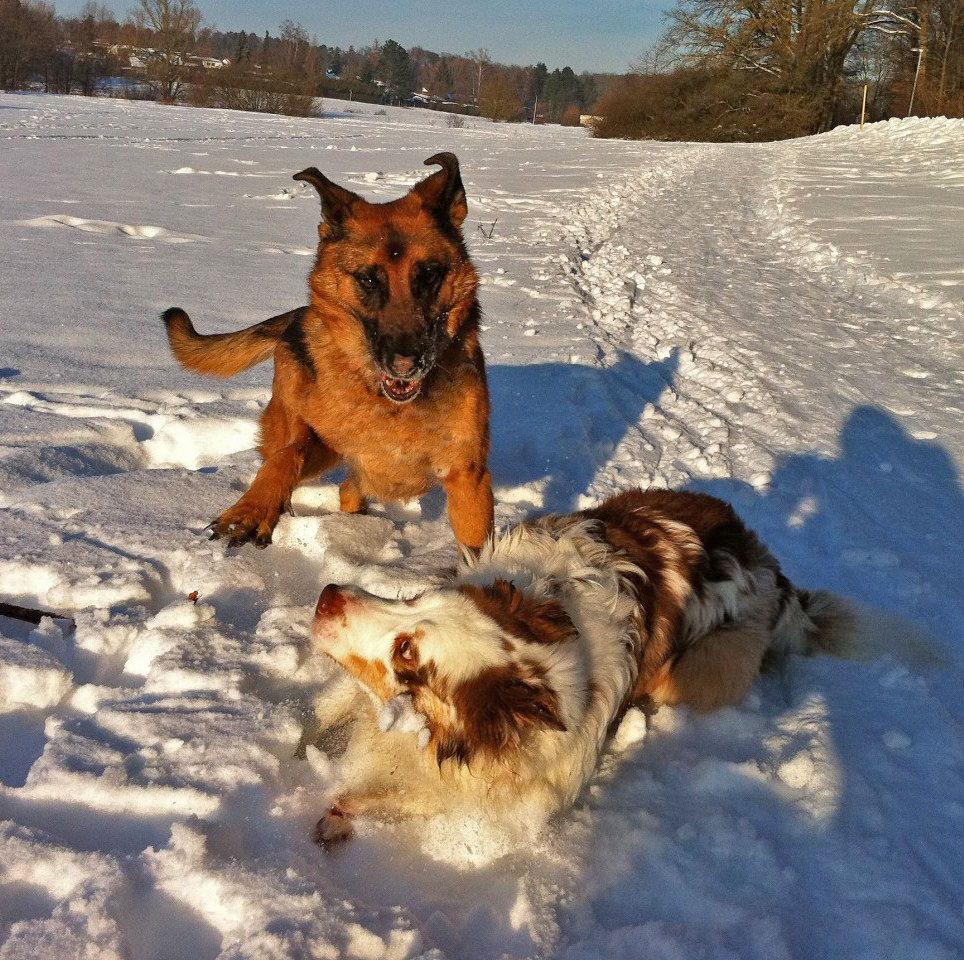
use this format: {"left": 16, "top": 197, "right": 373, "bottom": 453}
{"left": 413, "top": 152, "right": 468, "bottom": 229}
{"left": 293, "top": 167, "right": 361, "bottom": 229}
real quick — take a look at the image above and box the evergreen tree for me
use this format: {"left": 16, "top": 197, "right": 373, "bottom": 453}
{"left": 532, "top": 61, "right": 548, "bottom": 99}
{"left": 379, "top": 38, "right": 416, "bottom": 100}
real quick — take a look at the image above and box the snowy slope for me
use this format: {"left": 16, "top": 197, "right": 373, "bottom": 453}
{"left": 1, "top": 93, "right": 963, "bottom": 960}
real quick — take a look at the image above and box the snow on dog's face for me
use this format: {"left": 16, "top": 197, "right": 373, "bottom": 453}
{"left": 311, "top": 581, "right": 574, "bottom": 765}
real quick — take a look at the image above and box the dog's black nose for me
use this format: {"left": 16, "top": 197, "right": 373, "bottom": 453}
{"left": 316, "top": 584, "right": 344, "bottom": 618}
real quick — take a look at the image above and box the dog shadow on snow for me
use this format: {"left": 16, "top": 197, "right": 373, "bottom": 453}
{"left": 487, "top": 347, "right": 680, "bottom": 513}
{"left": 396, "top": 348, "right": 679, "bottom": 529}
{"left": 574, "top": 406, "right": 964, "bottom": 958}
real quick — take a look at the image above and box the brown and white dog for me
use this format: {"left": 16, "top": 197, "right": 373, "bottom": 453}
{"left": 308, "top": 488, "right": 853, "bottom": 845}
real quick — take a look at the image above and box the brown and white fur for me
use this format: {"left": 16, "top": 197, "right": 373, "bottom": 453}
{"left": 308, "top": 488, "right": 853, "bottom": 845}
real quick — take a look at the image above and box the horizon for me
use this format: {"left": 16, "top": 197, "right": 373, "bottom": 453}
{"left": 52, "top": 0, "right": 669, "bottom": 74}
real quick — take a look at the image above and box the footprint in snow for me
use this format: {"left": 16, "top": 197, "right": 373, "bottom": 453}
{"left": 23, "top": 214, "right": 198, "bottom": 244}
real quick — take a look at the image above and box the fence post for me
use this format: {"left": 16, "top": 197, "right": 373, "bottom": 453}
{"left": 860, "top": 84, "right": 868, "bottom": 130}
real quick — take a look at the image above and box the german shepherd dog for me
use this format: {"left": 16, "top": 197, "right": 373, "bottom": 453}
{"left": 162, "top": 154, "right": 493, "bottom": 550}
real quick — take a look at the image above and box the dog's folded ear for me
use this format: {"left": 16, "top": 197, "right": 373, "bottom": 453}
{"left": 414, "top": 152, "right": 468, "bottom": 229}
{"left": 293, "top": 167, "right": 361, "bottom": 230}
{"left": 452, "top": 667, "right": 566, "bottom": 764}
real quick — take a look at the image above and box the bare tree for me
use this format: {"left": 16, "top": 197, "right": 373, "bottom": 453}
{"left": 132, "top": 0, "right": 201, "bottom": 101}
{"left": 934, "top": 0, "right": 963, "bottom": 102}
{"left": 665, "top": 0, "right": 903, "bottom": 129}
{"left": 0, "top": 0, "right": 57, "bottom": 90}
{"left": 277, "top": 18, "right": 310, "bottom": 72}
{"left": 466, "top": 47, "right": 490, "bottom": 99}
{"left": 861, "top": 0, "right": 964, "bottom": 112}
{"left": 68, "top": 1, "right": 118, "bottom": 95}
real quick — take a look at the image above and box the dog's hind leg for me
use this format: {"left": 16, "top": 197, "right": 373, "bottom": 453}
{"left": 644, "top": 616, "right": 771, "bottom": 712}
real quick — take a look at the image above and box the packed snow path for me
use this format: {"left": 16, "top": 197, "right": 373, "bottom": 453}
{"left": 1, "top": 95, "right": 963, "bottom": 960}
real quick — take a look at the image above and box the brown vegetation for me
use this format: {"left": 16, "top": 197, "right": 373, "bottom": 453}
{"left": 592, "top": 0, "right": 964, "bottom": 141}
{"left": 560, "top": 104, "right": 583, "bottom": 126}
{"left": 478, "top": 73, "right": 522, "bottom": 121}
{"left": 189, "top": 62, "right": 318, "bottom": 117}
{"left": 592, "top": 69, "right": 824, "bottom": 141}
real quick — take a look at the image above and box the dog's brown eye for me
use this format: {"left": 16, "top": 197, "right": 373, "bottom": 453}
{"left": 396, "top": 636, "right": 414, "bottom": 660}
{"left": 354, "top": 270, "right": 376, "bottom": 290}
{"left": 412, "top": 262, "right": 446, "bottom": 301}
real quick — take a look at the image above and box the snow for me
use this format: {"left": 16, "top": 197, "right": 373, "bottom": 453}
{"left": 1, "top": 92, "right": 963, "bottom": 959}
{"left": 378, "top": 695, "right": 431, "bottom": 750}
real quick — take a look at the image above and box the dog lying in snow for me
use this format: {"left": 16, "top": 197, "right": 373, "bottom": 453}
{"left": 308, "top": 488, "right": 853, "bottom": 845}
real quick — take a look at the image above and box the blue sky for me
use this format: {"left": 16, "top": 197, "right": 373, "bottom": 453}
{"left": 58, "top": 0, "right": 670, "bottom": 73}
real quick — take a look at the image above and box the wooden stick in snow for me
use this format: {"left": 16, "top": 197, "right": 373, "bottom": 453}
{"left": 0, "top": 601, "right": 75, "bottom": 631}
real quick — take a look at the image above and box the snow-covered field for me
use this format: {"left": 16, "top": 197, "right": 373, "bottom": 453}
{"left": 1, "top": 93, "right": 962, "bottom": 960}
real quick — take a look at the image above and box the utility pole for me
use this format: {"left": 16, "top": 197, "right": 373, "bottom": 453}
{"left": 906, "top": 46, "right": 924, "bottom": 116}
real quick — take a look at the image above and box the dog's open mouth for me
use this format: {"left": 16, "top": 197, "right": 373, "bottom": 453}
{"left": 379, "top": 374, "right": 423, "bottom": 404}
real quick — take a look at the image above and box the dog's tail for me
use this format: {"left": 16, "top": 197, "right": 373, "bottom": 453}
{"left": 771, "top": 585, "right": 944, "bottom": 668}
{"left": 771, "top": 584, "right": 857, "bottom": 659}
{"left": 162, "top": 306, "right": 305, "bottom": 378}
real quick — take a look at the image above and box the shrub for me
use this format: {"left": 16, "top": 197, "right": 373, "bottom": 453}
{"left": 190, "top": 63, "right": 319, "bottom": 117}
{"left": 592, "top": 68, "right": 820, "bottom": 142}
{"left": 561, "top": 104, "right": 583, "bottom": 126}
{"left": 478, "top": 74, "right": 522, "bottom": 121}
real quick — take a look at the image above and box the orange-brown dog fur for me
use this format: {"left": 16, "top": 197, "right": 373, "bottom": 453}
{"left": 162, "top": 154, "right": 493, "bottom": 550}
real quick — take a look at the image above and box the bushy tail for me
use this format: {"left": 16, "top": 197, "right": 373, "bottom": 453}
{"left": 771, "top": 585, "right": 945, "bottom": 668}
{"left": 162, "top": 306, "right": 305, "bottom": 378}
{"left": 771, "top": 587, "right": 857, "bottom": 659}
{"left": 797, "top": 589, "right": 858, "bottom": 656}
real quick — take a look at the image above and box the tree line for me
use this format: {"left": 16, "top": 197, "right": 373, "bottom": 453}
{"left": 3, "top": 0, "right": 957, "bottom": 139}
{"left": 0, "top": 0, "right": 610, "bottom": 122}
{"left": 594, "top": 0, "right": 964, "bottom": 140}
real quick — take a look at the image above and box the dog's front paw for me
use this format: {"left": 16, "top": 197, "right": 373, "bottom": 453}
{"left": 207, "top": 500, "right": 280, "bottom": 549}
{"left": 312, "top": 805, "right": 354, "bottom": 849}
{"left": 378, "top": 694, "right": 431, "bottom": 749}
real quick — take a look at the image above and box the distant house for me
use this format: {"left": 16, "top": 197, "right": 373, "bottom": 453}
{"left": 326, "top": 68, "right": 340, "bottom": 80}
{"left": 186, "top": 55, "right": 228, "bottom": 70}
